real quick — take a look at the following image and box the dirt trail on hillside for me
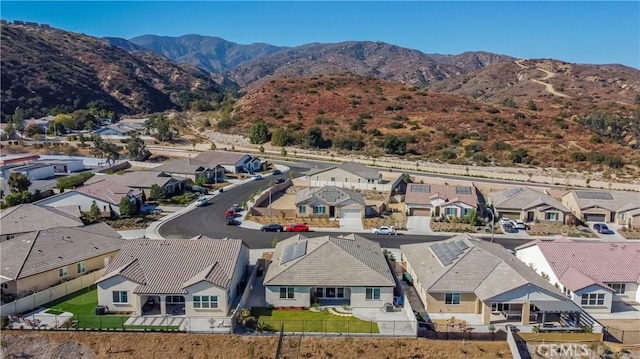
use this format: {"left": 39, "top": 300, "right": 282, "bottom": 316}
{"left": 515, "top": 59, "right": 571, "bottom": 98}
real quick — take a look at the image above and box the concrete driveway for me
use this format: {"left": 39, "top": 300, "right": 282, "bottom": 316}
{"left": 406, "top": 217, "right": 431, "bottom": 234}
{"left": 339, "top": 218, "right": 364, "bottom": 231}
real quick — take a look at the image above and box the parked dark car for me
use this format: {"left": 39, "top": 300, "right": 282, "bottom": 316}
{"left": 226, "top": 216, "right": 237, "bottom": 225}
{"left": 503, "top": 224, "right": 517, "bottom": 233}
{"left": 260, "top": 223, "right": 284, "bottom": 232}
{"left": 593, "top": 223, "right": 614, "bottom": 234}
{"left": 190, "top": 185, "right": 209, "bottom": 194}
{"left": 272, "top": 169, "right": 282, "bottom": 175}
{"left": 274, "top": 178, "right": 285, "bottom": 184}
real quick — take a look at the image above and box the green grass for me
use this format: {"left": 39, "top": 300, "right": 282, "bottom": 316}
{"left": 124, "top": 325, "right": 180, "bottom": 330}
{"left": 44, "top": 285, "right": 129, "bottom": 329}
{"left": 251, "top": 308, "right": 379, "bottom": 334}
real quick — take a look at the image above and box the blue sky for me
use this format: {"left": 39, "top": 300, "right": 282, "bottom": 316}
{"left": 2, "top": 1, "right": 639, "bottom": 68}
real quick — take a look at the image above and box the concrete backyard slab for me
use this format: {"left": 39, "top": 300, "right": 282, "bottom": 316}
{"left": 351, "top": 307, "right": 415, "bottom": 336}
{"left": 8, "top": 307, "right": 73, "bottom": 329}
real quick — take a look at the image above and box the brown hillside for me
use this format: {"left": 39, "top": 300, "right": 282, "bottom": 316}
{"left": 233, "top": 74, "right": 639, "bottom": 174}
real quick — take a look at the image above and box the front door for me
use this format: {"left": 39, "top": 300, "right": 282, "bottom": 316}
{"left": 527, "top": 212, "right": 534, "bottom": 222}
{"left": 329, "top": 206, "right": 335, "bottom": 218}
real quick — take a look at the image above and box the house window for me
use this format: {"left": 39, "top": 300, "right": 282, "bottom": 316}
{"left": 112, "top": 291, "right": 128, "bottom": 303}
{"left": 313, "top": 206, "right": 326, "bottom": 215}
{"left": 367, "top": 179, "right": 374, "bottom": 184}
{"left": 1, "top": 283, "right": 7, "bottom": 289}
{"left": 563, "top": 287, "right": 572, "bottom": 298}
{"left": 330, "top": 177, "right": 336, "bottom": 182}
{"left": 280, "top": 287, "right": 295, "bottom": 299}
{"left": 445, "top": 208, "right": 457, "bottom": 216}
{"left": 357, "top": 178, "right": 361, "bottom": 183}
{"left": 545, "top": 212, "right": 558, "bottom": 221}
{"left": 461, "top": 208, "right": 470, "bottom": 216}
{"left": 103, "top": 206, "right": 107, "bottom": 211}
{"left": 620, "top": 213, "right": 626, "bottom": 220}
{"left": 609, "top": 283, "right": 626, "bottom": 294}
{"left": 77, "top": 262, "right": 86, "bottom": 274}
{"left": 345, "top": 178, "right": 348, "bottom": 182}
{"left": 59, "top": 267, "right": 68, "bottom": 277}
{"left": 445, "top": 292, "right": 461, "bottom": 305}
{"left": 316, "top": 176, "right": 319, "bottom": 181}
{"left": 581, "top": 293, "right": 605, "bottom": 306}
{"left": 491, "top": 303, "right": 510, "bottom": 312}
{"left": 166, "top": 296, "right": 185, "bottom": 303}
{"left": 193, "top": 295, "right": 218, "bottom": 309}
{"left": 298, "top": 206, "right": 306, "bottom": 214}
{"left": 365, "top": 288, "right": 381, "bottom": 300}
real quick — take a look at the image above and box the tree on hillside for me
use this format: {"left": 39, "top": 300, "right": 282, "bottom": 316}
{"left": 119, "top": 197, "right": 137, "bottom": 216}
{"left": 101, "top": 142, "right": 121, "bottom": 166}
{"left": 126, "top": 131, "right": 148, "bottom": 160}
{"left": 8, "top": 173, "right": 31, "bottom": 194}
{"left": 382, "top": 135, "right": 407, "bottom": 155}
{"left": 249, "top": 119, "right": 270, "bottom": 144}
{"left": 271, "top": 128, "right": 293, "bottom": 147}
{"left": 305, "top": 127, "right": 330, "bottom": 148}
{"left": 11, "top": 107, "right": 25, "bottom": 132}
{"left": 87, "top": 200, "right": 101, "bottom": 223}
{"left": 145, "top": 116, "right": 173, "bottom": 142}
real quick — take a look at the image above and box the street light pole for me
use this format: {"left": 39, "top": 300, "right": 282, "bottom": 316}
{"left": 269, "top": 189, "right": 272, "bottom": 223}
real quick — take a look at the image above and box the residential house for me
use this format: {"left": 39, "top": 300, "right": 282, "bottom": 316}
{"left": 404, "top": 183, "right": 480, "bottom": 218}
{"left": 96, "top": 236, "right": 249, "bottom": 317}
{"left": 86, "top": 171, "right": 187, "bottom": 198}
{"left": 0, "top": 223, "right": 123, "bottom": 298}
{"left": 516, "top": 239, "right": 640, "bottom": 313}
{"left": 23, "top": 116, "right": 54, "bottom": 133}
{"left": 0, "top": 203, "right": 84, "bottom": 241}
{"left": 305, "top": 161, "right": 404, "bottom": 192}
{"left": 562, "top": 190, "right": 640, "bottom": 224}
{"left": 488, "top": 187, "right": 570, "bottom": 223}
{"left": 401, "top": 235, "right": 588, "bottom": 326}
{"left": 152, "top": 158, "right": 225, "bottom": 184}
{"left": 5, "top": 163, "right": 56, "bottom": 181}
{"left": 36, "top": 178, "right": 143, "bottom": 217}
{"left": 295, "top": 186, "right": 367, "bottom": 218}
{"left": 263, "top": 234, "right": 396, "bottom": 308}
{"left": 93, "top": 123, "right": 143, "bottom": 138}
{"left": 194, "top": 151, "right": 262, "bottom": 174}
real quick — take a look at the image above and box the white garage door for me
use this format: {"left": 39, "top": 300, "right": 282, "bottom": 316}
{"left": 341, "top": 209, "right": 361, "bottom": 218}
{"left": 585, "top": 213, "right": 606, "bottom": 222}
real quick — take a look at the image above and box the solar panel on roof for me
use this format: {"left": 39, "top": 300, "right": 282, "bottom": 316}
{"left": 431, "top": 240, "right": 468, "bottom": 266}
{"left": 504, "top": 187, "right": 525, "bottom": 198}
{"left": 455, "top": 187, "right": 472, "bottom": 195}
{"left": 574, "top": 191, "right": 613, "bottom": 200}
{"left": 281, "top": 241, "right": 308, "bottom": 264}
{"left": 411, "top": 185, "right": 431, "bottom": 193}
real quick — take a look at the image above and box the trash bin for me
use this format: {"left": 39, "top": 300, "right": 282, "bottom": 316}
{"left": 95, "top": 305, "right": 107, "bottom": 315}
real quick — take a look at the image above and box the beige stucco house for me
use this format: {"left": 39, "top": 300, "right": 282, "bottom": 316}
{"left": 401, "top": 235, "right": 591, "bottom": 327}
{"left": 562, "top": 190, "right": 640, "bottom": 225}
{"left": 263, "top": 234, "right": 396, "bottom": 308}
{"left": 96, "top": 236, "right": 249, "bottom": 317}
{"left": 488, "top": 187, "right": 570, "bottom": 223}
{"left": 0, "top": 223, "right": 123, "bottom": 299}
{"left": 404, "top": 183, "right": 480, "bottom": 217}
{"left": 295, "top": 186, "right": 367, "bottom": 218}
{"left": 85, "top": 171, "right": 187, "bottom": 198}
{"left": 304, "top": 161, "right": 404, "bottom": 192}
{"left": 152, "top": 158, "right": 226, "bottom": 184}
{"left": 194, "top": 151, "right": 262, "bottom": 174}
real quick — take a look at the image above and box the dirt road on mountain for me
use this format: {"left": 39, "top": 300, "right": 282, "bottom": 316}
{"left": 515, "top": 59, "right": 571, "bottom": 98}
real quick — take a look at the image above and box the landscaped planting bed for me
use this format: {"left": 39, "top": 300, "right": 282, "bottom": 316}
{"left": 250, "top": 308, "right": 379, "bottom": 334}
{"left": 619, "top": 227, "right": 640, "bottom": 240}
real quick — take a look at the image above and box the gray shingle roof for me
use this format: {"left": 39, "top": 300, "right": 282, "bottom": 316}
{"left": 97, "top": 237, "right": 246, "bottom": 294}
{"left": 295, "top": 186, "right": 365, "bottom": 206}
{"left": 151, "top": 158, "right": 218, "bottom": 175}
{"left": 306, "top": 161, "right": 380, "bottom": 180}
{"left": 0, "top": 204, "right": 84, "bottom": 236}
{"left": 194, "top": 151, "right": 249, "bottom": 166}
{"left": 401, "top": 235, "right": 565, "bottom": 302}
{"left": 405, "top": 183, "right": 479, "bottom": 207}
{"left": 86, "top": 171, "right": 181, "bottom": 189}
{"left": 264, "top": 233, "right": 395, "bottom": 287}
{"left": 0, "top": 223, "right": 124, "bottom": 280}
{"left": 488, "top": 187, "right": 569, "bottom": 212}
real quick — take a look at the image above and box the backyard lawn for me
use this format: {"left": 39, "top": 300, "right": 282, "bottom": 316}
{"left": 44, "top": 285, "right": 129, "bottom": 329}
{"left": 251, "top": 308, "right": 379, "bottom": 334}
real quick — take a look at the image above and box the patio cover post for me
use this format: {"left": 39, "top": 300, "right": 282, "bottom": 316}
{"left": 521, "top": 301, "right": 530, "bottom": 325}
{"left": 160, "top": 296, "right": 167, "bottom": 316}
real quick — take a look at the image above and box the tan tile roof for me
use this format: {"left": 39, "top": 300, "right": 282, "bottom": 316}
{"left": 489, "top": 187, "right": 569, "bottom": 212}
{"left": 401, "top": 235, "right": 565, "bottom": 302}
{"left": 264, "top": 233, "right": 395, "bottom": 287}
{"left": 97, "top": 237, "right": 246, "bottom": 294}
{"left": 151, "top": 158, "right": 218, "bottom": 175}
{"left": 0, "top": 223, "right": 123, "bottom": 280}
{"left": 194, "top": 151, "right": 250, "bottom": 166}
{"left": 306, "top": 161, "right": 380, "bottom": 180}
{"left": 0, "top": 204, "right": 84, "bottom": 236}
{"left": 405, "top": 183, "right": 479, "bottom": 207}
{"left": 73, "top": 178, "right": 142, "bottom": 204}
{"left": 567, "top": 190, "right": 640, "bottom": 212}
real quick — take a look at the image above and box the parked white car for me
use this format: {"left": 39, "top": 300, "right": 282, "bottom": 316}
{"left": 372, "top": 226, "right": 396, "bottom": 235}
{"left": 499, "top": 218, "right": 511, "bottom": 225}
{"left": 195, "top": 197, "right": 209, "bottom": 207}
{"left": 513, "top": 220, "right": 526, "bottom": 230}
